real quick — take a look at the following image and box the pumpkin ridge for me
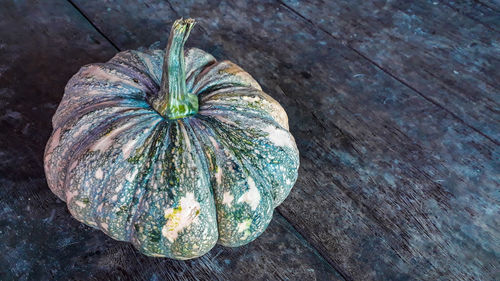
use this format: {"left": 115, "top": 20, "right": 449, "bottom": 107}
{"left": 198, "top": 111, "right": 298, "bottom": 207}
{"left": 106, "top": 61, "right": 159, "bottom": 95}
{"left": 64, "top": 82, "right": 145, "bottom": 101}
{"left": 190, "top": 61, "right": 261, "bottom": 97}
{"left": 198, "top": 87, "right": 289, "bottom": 129}
{"left": 46, "top": 107, "right": 132, "bottom": 199}
{"left": 198, "top": 86, "right": 255, "bottom": 101}
{"left": 53, "top": 88, "right": 149, "bottom": 129}
{"left": 184, "top": 118, "right": 221, "bottom": 238}
{"left": 192, "top": 117, "right": 274, "bottom": 246}
{"left": 62, "top": 110, "right": 151, "bottom": 168}
{"left": 184, "top": 48, "right": 217, "bottom": 92}
{"left": 198, "top": 115, "right": 275, "bottom": 198}
{"left": 109, "top": 49, "right": 163, "bottom": 87}
{"left": 95, "top": 62, "right": 157, "bottom": 94}
{"left": 199, "top": 106, "right": 281, "bottom": 130}
{"left": 62, "top": 113, "right": 161, "bottom": 227}
{"left": 182, "top": 119, "right": 216, "bottom": 203}
{"left": 77, "top": 63, "right": 150, "bottom": 94}
{"left": 52, "top": 99, "right": 151, "bottom": 132}
{"left": 87, "top": 117, "right": 164, "bottom": 238}
{"left": 126, "top": 121, "right": 170, "bottom": 242}
{"left": 129, "top": 120, "right": 218, "bottom": 258}
{"left": 47, "top": 108, "right": 149, "bottom": 200}
{"left": 197, "top": 84, "right": 256, "bottom": 99}
{"left": 187, "top": 119, "right": 232, "bottom": 243}
{"left": 76, "top": 117, "right": 164, "bottom": 239}
{"left": 208, "top": 118, "right": 275, "bottom": 193}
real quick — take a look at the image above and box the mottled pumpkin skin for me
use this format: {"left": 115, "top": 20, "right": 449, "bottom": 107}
{"left": 44, "top": 47, "right": 299, "bottom": 259}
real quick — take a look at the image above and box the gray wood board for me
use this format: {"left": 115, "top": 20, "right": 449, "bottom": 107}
{"left": 280, "top": 0, "right": 500, "bottom": 143}
{"left": 478, "top": 0, "right": 500, "bottom": 11}
{"left": 72, "top": 0, "right": 500, "bottom": 280}
{"left": 440, "top": 0, "right": 500, "bottom": 32}
{"left": 0, "top": 0, "right": 342, "bottom": 280}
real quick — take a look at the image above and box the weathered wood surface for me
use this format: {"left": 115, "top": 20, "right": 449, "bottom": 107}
{"left": 0, "top": 1, "right": 342, "bottom": 280}
{"left": 73, "top": 0, "right": 500, "bottom": 280}
{"left": 1, "top": 0, "right": 499, "bottom": 280}
{"left": 441, "top": 0, "right": 500, "bottom": 31}
{"left": 478, "top": 0, "right": 500, "bottom": 11}
{"left": 280, "top": 0, "right": 500, "bottom": 143}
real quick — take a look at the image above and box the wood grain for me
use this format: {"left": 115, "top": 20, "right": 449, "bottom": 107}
{"left": 71, "top": 0, "right": 500, "bottom": 280}
{"left": 0, "top": 1, "right": 342, "bottom": 280}
{"left": 281, "top": 0, "right": 500, "bottom": 143}
{"left": 478, "top": 0, "right": 500, "bottom": 11}
{"left": 440, "top": 0, "right": 500, "bottom": 32}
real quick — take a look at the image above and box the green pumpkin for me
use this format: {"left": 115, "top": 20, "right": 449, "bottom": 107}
{"left": 44, "top": 18, "right": 299, "bottom": 259}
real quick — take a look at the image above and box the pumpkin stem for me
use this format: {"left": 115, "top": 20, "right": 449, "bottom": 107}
{"left": 153, "top": 18, "right": 197, "bottom": 119}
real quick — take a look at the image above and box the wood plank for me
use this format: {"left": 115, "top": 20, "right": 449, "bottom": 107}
{"left": 280, "top": 0, "right": 500, "bottom": 143}
{"left": 440, "top": 0, "right": 500, "bottom": 32}
{"left": 478, "top": 0, "right": 500, "bottom": 11}
{"left": 0, "top": 1, "right": 343, "bottom": 280}
{"left": 72, "top": 0, "right": 500, "bottom": 280}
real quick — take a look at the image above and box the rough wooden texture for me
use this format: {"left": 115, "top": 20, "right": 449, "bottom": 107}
{"left": 440, "top": 0, "right": 500, "bottom": 31}
{"left": 0, "top": 1, "right": 342, "bottom": 280}
{"left": 281, "top": 0, "right": 500, "bottom": 143}
{"left": 478, "top": 0, "right": 500, "bottom": 11}
{"left": 71, "top": 0, "right": 500, "bottom": 280}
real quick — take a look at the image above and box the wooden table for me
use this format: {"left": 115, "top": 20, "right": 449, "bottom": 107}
{"left": 1, "top": 0, "right": 498, "bottom": 280}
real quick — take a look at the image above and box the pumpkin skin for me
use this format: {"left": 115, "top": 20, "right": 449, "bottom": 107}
{"left": 44, "top": 20, "right": 299, "bottom": 260}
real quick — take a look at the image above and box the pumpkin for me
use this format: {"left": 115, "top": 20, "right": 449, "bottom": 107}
{"left": 44, "top": 18, "right": 299, "bottom": 259}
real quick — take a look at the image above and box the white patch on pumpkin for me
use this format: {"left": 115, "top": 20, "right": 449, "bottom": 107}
{"left": 84, "top": 65, "right": 137, "bottom": 88}
{"left": 261, "top": 125, "right": 293, "bottom": 147}
{"left": 122, "top": 137, "right": 138, "bottom": 159}
{"left": 91, "top": 122, "right": 134, "bottom": 153}
{"left": 240, "top": 232, "right": 250, "bottom": 240}
{"left": 95, "top": 168, "right": 104, "bottom": 179}
{"left": 237, "top": 219, "right": 252, "bottom": 233}
{"left": 237, "top": 177, "right": 260, "bottom": 210}
{"left": 125, "top": 170, "right": 138, "bottom": 182}
{"left": 69, "top": 161, "right": 78, "bottom": 171}
{"left": 66, "top": 190, "right": 79, "bottom": 202}
{"left": 73, "top": 123, "right": 91, "bottom": 139}
{"left": 215, "top": 167, "right": 222, "bottom": 185}
{"left": 213, "top": 115, "right": 238, "bottom": 126}
{"left": 101, "top": 222, "right": 109, "bottom": 231}
{"left": 85, "top": 89, "right": 102, "bottom": 96}
{"left": 240, "top": 95, "right": 261, "bottom": 103}
{"left": 161, "top": 192, "right": 201, "bottom": 243}
{"left": 179, "top": 123, "right": 192, "bottom": 152}
{"left": 208, "top": 136, "right": 220, "bottom": 150}
{"left": 75, "top": 201, "right": 86, "bottom": 208}
{"left": 222, "top": 191, "right": 234, "bottom": 207}
{"left": 115, "top": 183, "right": 123, "bottom": 192}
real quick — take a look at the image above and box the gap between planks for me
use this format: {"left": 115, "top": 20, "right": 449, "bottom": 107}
{"left": 65, "top": 0, "right": 348, "bottom": 279}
